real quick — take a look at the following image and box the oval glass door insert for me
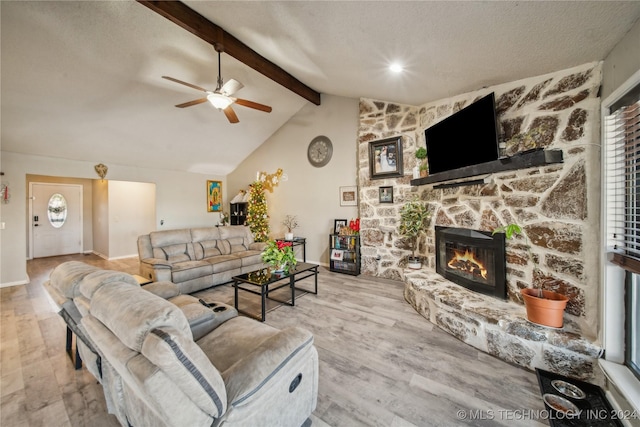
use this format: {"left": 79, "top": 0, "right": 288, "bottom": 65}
{"left": 48, "top": 193, "right": 67, "bottom": 228}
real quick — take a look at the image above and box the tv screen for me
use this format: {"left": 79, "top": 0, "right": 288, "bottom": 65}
{"left": 424, "top": 93, "right": 499, "bottom": 175}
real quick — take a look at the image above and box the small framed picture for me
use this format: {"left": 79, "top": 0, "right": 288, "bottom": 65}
{"left": 369, "top": 136, "right": 404, "bottom": 179}
{"left": 207, "top": 180, "right": 222, "bottom": 212}
{"left": 330, "top": 249, "right": 344, "bottom": 261}
{"left": 340, "top": 186, "right": 357, "bottom": 206}
{"left": 334, "top": 219, "right": 347, "bottom": 235}
{"left": 379, "top": 186, "right": 394, "bottom": 203}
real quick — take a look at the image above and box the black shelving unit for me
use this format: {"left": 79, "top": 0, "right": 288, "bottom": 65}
{"left": 230, "top": 202, "right": 248, "bottom": 225}
{"left": 329, "top": 234, "right": 360, "bottom": 275}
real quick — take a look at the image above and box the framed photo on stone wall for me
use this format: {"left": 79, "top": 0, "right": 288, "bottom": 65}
{"left": 369, "top": 136, "right": 403, "bottom": 179}
{"left": 379, "top": 186, "right": 393, "bottom": 203}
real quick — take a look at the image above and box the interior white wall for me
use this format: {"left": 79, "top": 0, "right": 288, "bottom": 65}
{"left": 0, "top": 151, "right": 225, "bottom": 286}
{"left": 107, "top": 180, "right": 156, "bottom": 259}
{"left": 227, "top": 94, "right": 360, "bottom": 265}
{"left": 601, "top": 17, "right": 640, "bottom": 100}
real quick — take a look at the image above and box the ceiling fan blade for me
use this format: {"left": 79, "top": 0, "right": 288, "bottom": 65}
{"left": 220, "top": 78, "right": 244, "bottom": 96}
{"left": 223, "top": 105, "right": 240, "bottom": 124}
{"left": 234, "top": 98, "right": 272, "bottom": 113}
{"left": 162, "top": 76, "right": 209, "bottom": 93}
{"left": 175, "top": 98, "right": 208, "bottom": 108}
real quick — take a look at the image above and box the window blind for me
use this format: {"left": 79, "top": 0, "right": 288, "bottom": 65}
{"left": 605, "top": 99, "right": 640, "bottom": 273}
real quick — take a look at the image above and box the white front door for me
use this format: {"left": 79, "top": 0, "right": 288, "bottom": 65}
{"left": 31, "top": 183, "right": 83, "bottom": 258}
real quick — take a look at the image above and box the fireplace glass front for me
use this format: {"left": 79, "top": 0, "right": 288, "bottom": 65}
{"left": 435, "top": 226, "right": 506, "bottom": 299}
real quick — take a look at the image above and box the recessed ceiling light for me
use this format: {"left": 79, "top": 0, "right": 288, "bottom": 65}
{"left": 389, "top": 63, "right": 403, "bottom": 73}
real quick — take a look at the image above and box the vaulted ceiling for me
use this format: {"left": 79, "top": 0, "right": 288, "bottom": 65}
{"left": 2, "top": 1, "right": 639, "bottom": 175}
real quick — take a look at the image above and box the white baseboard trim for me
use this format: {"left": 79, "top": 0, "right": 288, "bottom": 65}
{"left": 0, "top": 278, "right": 29, "bottom": 288}
{"left": 92, "top": 251, "right": 138, "bottom": 261}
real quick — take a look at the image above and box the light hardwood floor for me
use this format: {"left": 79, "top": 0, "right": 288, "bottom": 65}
{"left": 1, "top": 254, "right": 547, "bottom": 426}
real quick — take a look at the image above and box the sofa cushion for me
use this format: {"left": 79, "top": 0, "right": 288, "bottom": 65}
{"left": 197, "top": 316, "right": 280, "bottom": 372}
{"left": 190, "top": 227, "right": 221, "bottom": 243}
{"left": 170, "top": 261, "right": 213, "bottom": 283}
{"left": 142, "top": 328, "right": 227, "bottom": 418}
{"left": 155, "top": 243, "right": 193, "bottom": 263}
{"left": 226, "top": 237, "right": 252, "bottom": 254}
{"left": 193, "top": 240, "right": 224, "bottom": 260}
{"left": 78, "top": 270, "right": 139, "bottom": 300}
{"left": 150, "top": 229, "right": 192, "bottom": 247}
{"left": 90, "top": 282, "right": 192, "bottom": 352}
{"left": 143, "top": 281, "right": 180, "bottom": 299}
{"left": 49, "top": 261, "right": 100, "bottom": 298}
{"left": 233, "top": 250, "right": 264, "bottom": 267}
{"left": 204, "top": 255, "right": 242, "bottom": 273}
{"left": 219, "top": 226, "right": 254, "bottom": 246}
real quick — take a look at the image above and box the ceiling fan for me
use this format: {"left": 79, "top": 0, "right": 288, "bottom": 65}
{"left": 162, "top": 48, "right": 272, "bottom": 124}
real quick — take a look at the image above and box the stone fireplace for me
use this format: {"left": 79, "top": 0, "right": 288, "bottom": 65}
{"left": 356, "top": 61, "right": 603, "bottom": 380}
{"left": 435, "top": 226, "right": 506, "bottom": 299}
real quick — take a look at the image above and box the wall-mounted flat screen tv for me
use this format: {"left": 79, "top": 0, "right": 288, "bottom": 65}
{"left": 424, "top": 92, "right": 499, "bottom": 175}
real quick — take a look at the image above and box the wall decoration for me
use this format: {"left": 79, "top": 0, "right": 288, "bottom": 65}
{"left": 256, "top": 168, "right": 284, "bottom": 193}
{"left": 207, "top": 180, "right": 222, "bottom": 212}
{"left": 369, "top": 136, "right": 403, "bottom": 179}
{"left": 340, "top": 186, "right": 357, "bottom": 206}
{"left": 379, "top": 186, "right": 394, "bottom": 203}
{"left": 94, "top": 163, "right": 108, "bottom": 180}
{"left": 334, "top": 219, "right": 347, "bottom": 235}
{"left": 307, "top": 135, "right": 333, "bottom": 167}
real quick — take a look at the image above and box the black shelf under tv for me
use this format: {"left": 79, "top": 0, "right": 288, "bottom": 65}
{"left": 411, "top": 149, "right": 563, "bottom": 187}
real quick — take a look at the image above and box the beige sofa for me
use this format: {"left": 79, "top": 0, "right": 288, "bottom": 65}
{"left": 137, "top": 226, "right": 267, "bottom": 294}
{"left": 46, "top": 262, "right": 319, "bottom": 427}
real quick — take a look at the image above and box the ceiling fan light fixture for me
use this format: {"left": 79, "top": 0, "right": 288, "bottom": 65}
{"left": 207, "top": 93, "right": 233, "bottom": 110}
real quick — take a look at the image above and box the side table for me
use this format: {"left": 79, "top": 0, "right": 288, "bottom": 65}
{"left": 275, "top": 237, "right": 306, "bottom": 262}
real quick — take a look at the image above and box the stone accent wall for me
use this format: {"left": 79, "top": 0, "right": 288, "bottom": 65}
{"left": 358, "top": 62, "right": 602, "bottom": 339}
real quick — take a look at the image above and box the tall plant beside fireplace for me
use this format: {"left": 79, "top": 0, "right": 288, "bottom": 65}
{"left": 399, "top": 197, "right": 431, "bottom": 269}
{"left": 493, "top": 223, "right": 568, "bottom": 327}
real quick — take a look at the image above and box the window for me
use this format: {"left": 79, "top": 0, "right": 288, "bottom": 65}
{"left": 47, "top": 193, "right": 67, "bottom": 228}
{"left": 604, "top": 83, "right": 640, "bottom": 379}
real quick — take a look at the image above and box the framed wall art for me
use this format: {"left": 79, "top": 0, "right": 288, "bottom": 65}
{"left": 334, "top": 219, "right": 347, "bottom": 235}
{"left": 340, "top": 186, "right": 357, "bottom": 206}
{"left": 207, "top": 180, "right": 222, "bottom": 212}
{"left": 379, "top": 186, "right": 394, "bottom": 203}
{"left": 369, "top": 136, "right": 404, "bottom": 179}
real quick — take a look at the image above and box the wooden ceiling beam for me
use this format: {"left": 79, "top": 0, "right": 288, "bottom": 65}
{"left": 137, "top": 1, "right": 321, "bottom": 105}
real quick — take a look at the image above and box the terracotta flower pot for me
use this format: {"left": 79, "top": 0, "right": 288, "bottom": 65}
{"left": 520, "top": 288, "right": 569, "bottom": 328}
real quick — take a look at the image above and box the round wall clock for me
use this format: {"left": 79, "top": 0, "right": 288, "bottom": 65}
{"left": 307, "top": 135, "right": 333, "bottom": 167}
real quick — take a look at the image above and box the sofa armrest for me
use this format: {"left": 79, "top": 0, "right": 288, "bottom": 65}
{"left": 248, "top": 242, "right": 267, "bottom": 251}
{"left": 144, "top": 281, "right": 180, "bottom": 299}
{"left": 140, "top": 258, "right": 172, "bottom": 268}
{"left": 222, "top": 327, "right": 314, "bottom": 405}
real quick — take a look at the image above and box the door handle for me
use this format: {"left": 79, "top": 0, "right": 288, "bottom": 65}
{"left": 34, "top": 224, "right": 39, "bottom": 227}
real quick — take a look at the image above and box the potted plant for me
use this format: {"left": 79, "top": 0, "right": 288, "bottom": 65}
{"left": 415, "top": 147, "right": 428, "bottom": 178}
{"left": 282, "top": 215, "right": 298, "bottom": 240}
{"left": 399, "top": 197, "right": 431, "bottom": 269}
{"left": 262, "top": 240, "right": 297, "bottom": 274}
{"left": 492, "top": 223, "right": 568, "bottom": 328}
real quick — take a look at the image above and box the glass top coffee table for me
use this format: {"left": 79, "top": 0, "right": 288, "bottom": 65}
{"left": 232, "top": 262, "right": 318, "bottom": 321}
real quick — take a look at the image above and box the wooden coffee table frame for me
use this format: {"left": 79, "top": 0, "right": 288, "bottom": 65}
{"left": 233, "top": 263, "right": 318, "bottom": 321}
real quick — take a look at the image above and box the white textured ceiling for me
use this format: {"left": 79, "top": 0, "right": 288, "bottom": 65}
{"left": 2, "top": 1, "right": 639, "bottom": 175}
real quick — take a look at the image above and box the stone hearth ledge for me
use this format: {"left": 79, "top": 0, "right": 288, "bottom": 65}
{"left": 403, "top": 269, "right": 603, "bottom": 381}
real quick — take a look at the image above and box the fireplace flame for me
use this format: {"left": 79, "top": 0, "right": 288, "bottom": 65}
{"left": 447, "top": 249, "right": 488, "bottom": 280}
